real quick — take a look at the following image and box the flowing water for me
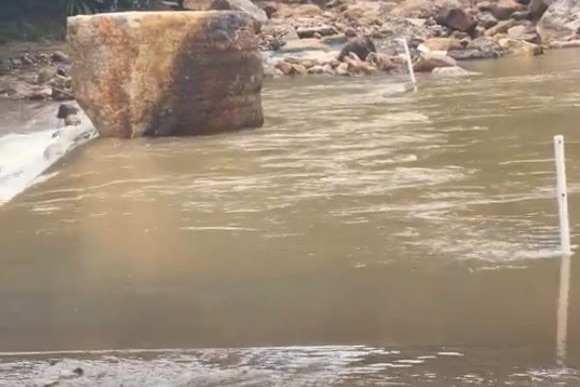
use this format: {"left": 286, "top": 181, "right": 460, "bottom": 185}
{"left": 1, "top": 49, "right": 580, "bottom": 386}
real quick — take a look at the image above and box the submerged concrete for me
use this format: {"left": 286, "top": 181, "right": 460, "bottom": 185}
{"left": 67, "top": 11, "right": 264, "bottom": 138}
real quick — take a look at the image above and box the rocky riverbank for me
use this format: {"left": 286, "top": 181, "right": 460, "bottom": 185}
{"left": 1, "top": 0, "right": 579, "bottom": 101}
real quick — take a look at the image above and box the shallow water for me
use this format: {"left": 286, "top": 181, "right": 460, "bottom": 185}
{"left": 1, "top": 49, "right": 580, "bottom": 386}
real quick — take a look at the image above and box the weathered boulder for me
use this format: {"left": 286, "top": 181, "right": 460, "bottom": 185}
{"left": 67, "top": 11, "right": 263, "bottom": 138}
{"left": 537, "top": 0, "right": 580, "bottom": 43}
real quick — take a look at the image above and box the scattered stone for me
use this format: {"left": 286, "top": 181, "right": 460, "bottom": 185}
{"left": 28, "top": 86, "right": 52, "bottom": 100}
{"left": 21, "top": 53, "right": 35, "bottom": 66}
{"left": 497, "top": 37, "right": 544, "bottom": 55}
{"left": 73, "top": 367, "right": 84, "bottom": 377}
{"left": 296, "top": 25, "right": 338, "bottom": 38}
{"left": 485, "top": 19, "right": 518, "bottom": 36}
{"left": 336, "top": 62, "right": 350, "bottom": 75}
{"left": 293, "top": 4, "right": 323, "bottom": 17}
{"left": 422, "top": 37, "right": 464, "bottom": 51}
{"left": 507, "top": 24, "right": 540, "bottom": 42}
{"left": 37, "top": 68, "right": 57, "bottom": 84}
{"left": 338, "top": 36, "right": 376, "bottom": 61}
{"left": 448, "top": 36, "right": 506, "bottom": 59}
{"left": 52, "top": 51, "right": 71, "bottom": 64}
{"left": 492, "top": 0, "right": 526, "bottom": 20}
{"left": 413, "top": 52, "right": 457, "bottom": 72}
{"left": 549, "top": 39, "right": 580, "bottom": 48}
{"left": 10, "top": 57, "right": 23, "bottom": 69}
{"left": 477, "top": 12, "right": 499, "bottom": 29}
{"left": 436, "top": 7, "right": 476, "bottom": 33}
{"left": 432, "top": 66, "right": 480, "bottom": 76}
{"left": 57, "top": 103, "right": 79, "bottom": 119}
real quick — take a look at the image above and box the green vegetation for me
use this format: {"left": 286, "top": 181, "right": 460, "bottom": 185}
{"left": 0, "top": 0, "right": 152, "bottom": 42}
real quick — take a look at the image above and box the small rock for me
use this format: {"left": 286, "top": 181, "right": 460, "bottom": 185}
{"left": 497, "top": 37, "right": 543, "bottom": 56}
{"left": 477, "top": 12, "right": 498, "bottom": 29}
{"left": 52, "top": 87, "right": 74, "bottom": 101}
{"left": 37, "top": 68, "right": 57, "bottom": 84}
{"left": 322, "top": 63, "right": 334, "bottom": 74}
{"left": 73, "top": 367, "right": 84, "bottom": 377}
{"left": 336, "top": 62, "right": 350, "bottom": 75}
{"left": 293, "top": 4, "right": 323, "bottom": 17}
{"left": 338, "top": 36, "right": 376, "bottom": 61}
{"left": 507, "top": 24, "right": 540, "bottom": 43}
{"left": 436, "top": 7, "right": 476, "bottom": 33}
{"left": 10, "top": 57, "right": 23, "bottom": 69}
{"left": 422, "top": 37, "right": 464, "bottom": 51}
{"left": 28, "top": 86, "right": 52, "bottom": 100}
{"left": 56, "top": 67, "right": 68, "bottom": 77}
{"left": 57, "top": 103, "right": 79, "bottom": 119}
{"left": 432, "top": 66, "right": 480, "bottom": 76}
{"left": 291, "top": 64, "right": 307, "bottom": 75}
{"left": 484, "top": 19, "right": 518, "bottom": 36}
{"left": 307, "top": 65, "right": 325, "bottom": 74}
{"left": 296, "top": 25, "right": 338, "bottom": 39}
{"left": 449, "top": 36, "right": 506, "bottom": 59}
{"left": 21, "top": 53, "right": 35, "bottom": 66}
{"left": 52, "top": 51, "right": 71, "bottom": 64}
{"left": 492, "top": 0, "right": 525, "bottom": 20}
{"left": 549, "top": 39, "right": 580, "bottom": 48}
{"left": 275, "top": 61, "right": 293, "bottom": 75}
{"left": 261, "top": 2, "right": 278, "bottom": 18}
{"left": 511, "top": 10, "right": 532, "bottom": 20}
{"left": 0, "top": 58, "right": 12, "bottom": 75}
{"left": 37, "top": 53, "right": 51, "bottom": 66}
{"left": 413, "top": 52, "right": 457, "bottom": 72}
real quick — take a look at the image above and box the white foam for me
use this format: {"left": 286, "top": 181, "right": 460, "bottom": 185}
{"left": 0, "top": 119, "right": 97, "bottom": 206}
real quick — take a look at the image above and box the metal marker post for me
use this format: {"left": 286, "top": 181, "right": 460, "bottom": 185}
{"left": 554, "top": 135, "right": 572, "bottom": 255}
{"left": 398, "top": 38, "right": 417, "bottom": 92}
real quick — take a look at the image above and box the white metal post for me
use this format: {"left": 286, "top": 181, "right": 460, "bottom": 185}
{"left": 398, "top": 38, "right": 417, "bottom": 92}
{"left": 554, "top": 135, "right": 572, "bottom": 255}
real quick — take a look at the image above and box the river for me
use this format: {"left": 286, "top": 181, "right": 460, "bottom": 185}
{"left": 0, "top": 49, "right": 580, "bottom": 386}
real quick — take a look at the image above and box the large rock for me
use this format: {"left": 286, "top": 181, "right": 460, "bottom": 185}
{"left": 537, "top": 0, "right": 580, "bottom": 43}
{"left": 68, "top": 11, "right": 263, "bottom": 138}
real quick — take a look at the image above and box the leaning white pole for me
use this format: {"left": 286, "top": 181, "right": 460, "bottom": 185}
{"left": 554, "top": 135, "right": 572, "bottom": 256}
{"left": 398, "top": 38, "right": 417, "bottom": 92}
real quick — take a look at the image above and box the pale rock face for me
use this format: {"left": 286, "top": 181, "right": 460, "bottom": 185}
{"left": 67, "top": 11, "right": 264, "bottom": 138}
{"left": 537, "top": 0, "right": 580, "bottom": 43}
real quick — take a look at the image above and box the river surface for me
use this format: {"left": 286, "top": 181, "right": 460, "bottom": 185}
{"left": 1, "top": 49, "right": 580, "bottom": 386}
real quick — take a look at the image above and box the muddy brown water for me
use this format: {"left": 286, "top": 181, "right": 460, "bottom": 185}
{"left": 1, "top": 49, "right": 580, "bottom": 386}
